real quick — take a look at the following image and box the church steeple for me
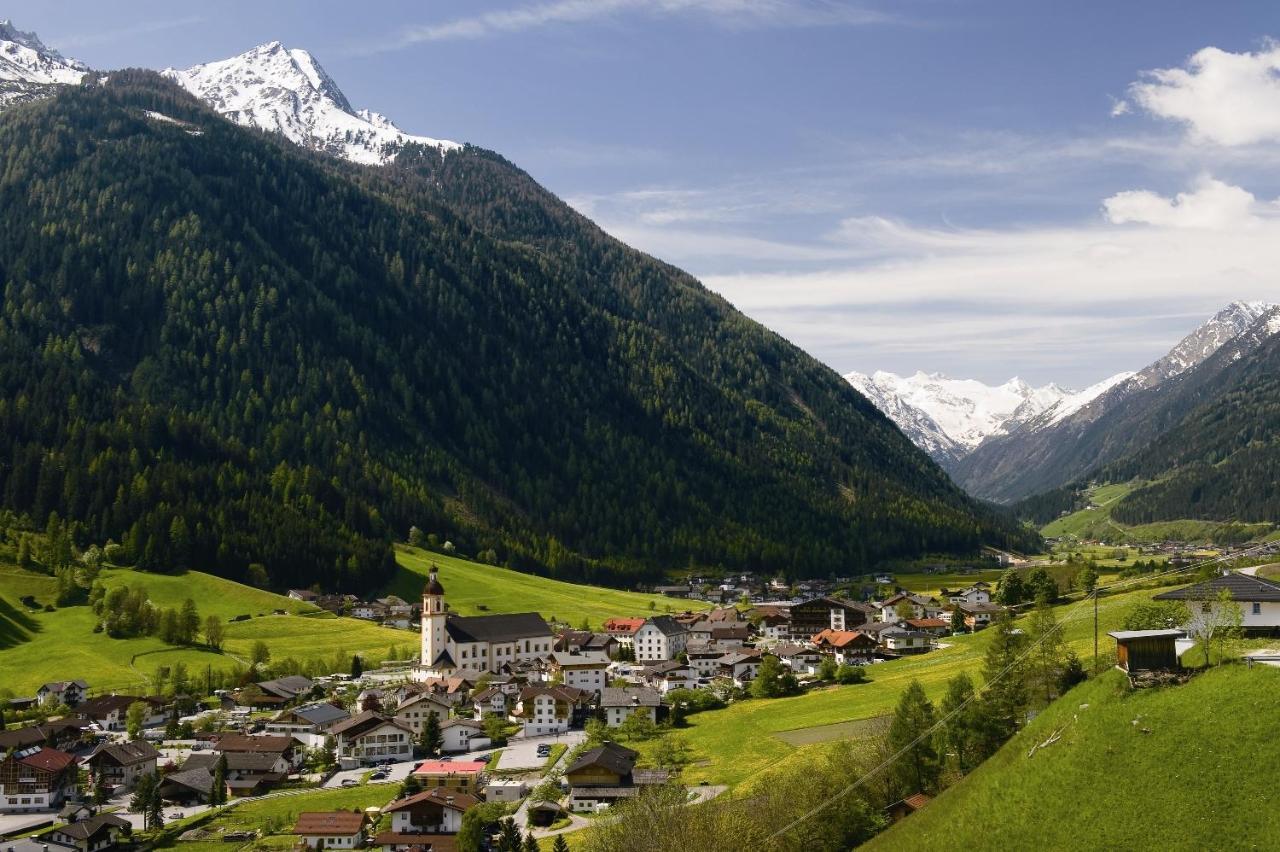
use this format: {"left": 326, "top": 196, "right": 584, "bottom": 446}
{"left": 421, "top": 565, "right": 447, "bottom": 668}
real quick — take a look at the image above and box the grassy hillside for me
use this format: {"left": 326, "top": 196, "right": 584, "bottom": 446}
{"left": 863, "top": 665, "right": 1280, "bottom": 851}
{"left": 1041, "top": 484, "right": 1274, "bottom": 545}
{"left": 387, "top": 545, "right": 708, "bottom": 628}
{"left": 633, "top": 584, "right": 1161, "bottom": 787}
{"left": 0, "top": 563, "right": 403, "bottom": 696}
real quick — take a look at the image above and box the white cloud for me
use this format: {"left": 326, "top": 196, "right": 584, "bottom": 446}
{"left": 1102, "top": 176, "right": 1269, "bottom": 229}
{"left": 369, "top": 0, "right": 895, "bottom": 51}
{"left": 1130, "top": 42, "right": 1280, "bottom": 146}
{"left": 1109, "top": 98, "right": 1131, "bottom": 117}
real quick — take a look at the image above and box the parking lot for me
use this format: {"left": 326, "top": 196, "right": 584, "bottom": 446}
{"left": 497, "top": 730, "right": 584, "bottom": 771}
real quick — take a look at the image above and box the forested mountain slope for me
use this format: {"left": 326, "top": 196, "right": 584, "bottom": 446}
{"left": 0, "top": 74, "right": 1031, "bottom": 592}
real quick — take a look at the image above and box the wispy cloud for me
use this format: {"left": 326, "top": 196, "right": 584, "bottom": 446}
{"left": 52, "top": 16, "right": 207, "bottom": 51}
{"left": 359, "top": 0, "right": 898, "bottom": 54}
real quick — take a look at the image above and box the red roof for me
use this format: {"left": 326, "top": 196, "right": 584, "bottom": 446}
{"left": 413, "top": 760, "right": 486, "bottom": 775}
{"left": 603, "top": 617, "right": 645, "bottom": 634}
{"left": 811, "top": 629, "right": 875, "bottom": 648}
{"left": 19, "top": 748, "right": 77, "bottom": 773}
{"left": 903, "top": 793, "right": 932, "bottom": 810}
{"left": 907, "top": 618, "right": 949, "bottom": 629}
{"left": 293, "top": 811, "right": 366, "bottom": 835}
{"left": 384, "top": 787, "right": 478, "bottom": 814}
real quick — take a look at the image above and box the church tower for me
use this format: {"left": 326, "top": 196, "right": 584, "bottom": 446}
{"left": 420, "top": 565, "right": 447, "bottom": 669}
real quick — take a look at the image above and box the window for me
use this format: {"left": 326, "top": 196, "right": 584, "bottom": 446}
{"left": 1253, "top": 602, "right": 1262, "bottom": 615}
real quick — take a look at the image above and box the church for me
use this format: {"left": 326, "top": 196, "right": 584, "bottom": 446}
{"left": 414, "top": 566, "right": 555, "bottom": 680}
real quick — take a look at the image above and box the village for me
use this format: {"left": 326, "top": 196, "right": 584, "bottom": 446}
{"left": 4, "top": 559, "right": 1280, "bottom": 852}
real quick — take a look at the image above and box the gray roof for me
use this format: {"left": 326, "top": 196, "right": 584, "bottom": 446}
{"left": 566, "top": 742, "right": 638, "bottom": 776}
{"left": 45, "top": 814, "right": 130, "bottom": 842}
{"left": 160, "top": 767, "right": 214, "bottom": 796}
{"left": 89, "top": 740, "right": 159, "bottom": 766}
{"left": 600, "top": 687, "right": 661, "bottom": 708}
{"left": 550, "top": 651, "right": 610, "bottom": 667}
{"left": 1154, "top": 572, "right": 1280, "bottom": 602}
{"left": 445, "top": 611, "right": 550, "bottom": 643}
{"left": 257, "top": 675, "right": 315, "bottom": 699}
{"left": 641, "top": 615, "right": 686, "bottom": 637}
{"left": 1108, "top": 629, "right": 1185, "bottom": 640}
{"left": 285, "top": 702, "right": 350, "bottom": 727}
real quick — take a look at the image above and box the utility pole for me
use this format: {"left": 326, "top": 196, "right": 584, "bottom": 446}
{"left": 1093, "top": 588, "right": 1099, "bottom": 674}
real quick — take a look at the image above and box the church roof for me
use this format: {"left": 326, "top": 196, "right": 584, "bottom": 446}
{"left": 445, "top": 612, "right": 550, "bottom": 644}
{"left": 424, "top": 568, "right": 445, "bottom": 596}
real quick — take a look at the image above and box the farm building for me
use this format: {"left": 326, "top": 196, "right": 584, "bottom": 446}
{"left": 1108, "top": 629, "right": 1182, "bottom": 673}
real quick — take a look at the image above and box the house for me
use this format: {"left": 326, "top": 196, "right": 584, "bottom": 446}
{"left": 85, "top": 741, "right": 159, "bottom": 792}
{"left": 599, "top": 687, "right": 662, "bottom": 728}
{"left": 378, "top": 787, "right": 477, "bottom": 845}
{"left": 877, "top": 594, "right": 941, "bottom": 623}
{"left": 684, "top": 644, "right": 725, "bottom": 678}
{"left": 439, "top": 718, "right": 486, "bottom": 754}
{"left": 482, "top": 778, "right": 527, "bottom": 803}
{"left": 565, "top": 742, "right": 669, "bottom": 812}
{"left": 254, "top": 675, "right": 315, "bottom": 706}
{"left": 772, "top": 644, "right": 823, "bottom": 675}
{"left": 292, "top": 811, "right": 369, "bottom": 849}
{"left": 35, "top": 681, "right": 88, "bottom": 708}
{"left": 709, "top": 624, "right": 751, "bottom": 647}
{"left": 0, "top": 719, "right": 92, "bottom": 754}
{"left": 352, "top": 601, "right": 388, "bottom": 621}
{"left": 548, "top": 650, "right": 611, "bottom": 695}
{"left": 905, "top": 618, "right": 950, "bottom": 637}
{"left": 883, "top": 631, "right": 932, "bottom": 655}
{"left": 393, "top": 693, "right": 453, "bottom": 737}
{"left": 943, "top": 584, "right": 992, "bottom": 606}
{"left": 214, "top": 734, "right": 298, "bottom": 767}
{"left": 633, "top": 616, "right": 688, "bottom": 664}
{"left": 182, "top": 750, "right": 287, "bottom": 798}
{"left": 957, "top": 602, "right": 1005, "bottom": 631}
{"left": 811, "top": 629, "right": 878, "bottom": 665}
{"left": 640, "top": 661, "right": 697, "bottom": 694}
{"left": 511, "top": 687, "right": 591, "bottom": 737}
{"left": 1154, "top": 571, "right": 1280, "bottom": 634}
{"left": 330, "top": 713, "right": 414, "bottom": 768}
{"left": 0, "top": 747, "right": 79, "bottom": 813}
{"left": 411, "top": 761, "right": 486, "bottom": 794}
{"left": 416, "top": 568, "right": 554, "bottom": 679}
{"left": 602, "top": 618, "right": 645, "bottom": 649}
{"left": 266, "top": 702, "right": 351, "bottom": 746}
{"left": 653, "top": 585, "right": 692, "bottom": 598}
{"left": 751, "top": 607, "right": 792, "bottom": 641}
{"left": 76, "top": 695, "right": 165, "bottom": 732}
{"left": 785, "top": 598, "right": 873, "bottom": 640}
{"left": 885, "top": 793, "right": 932, "bottom": 823}
{"left": 555, "top": 630, "right": 620, "bottom": 659}
{"left": 1109, "top": 630, "right": 1183, "bottom": 674}
{"left": 470, "top": 687, "right": 509, "bottom": 719}
{"left": 40, "top": 813, "right": 131, "bottom": 852}
{"left": 716, "top": 650, "right": 763, "bottom": 686}
{"left": 58, "top": 803, "right": 96, "bottom": 824}
{"left": 288, "top": 589, "right": 318, "bottom": 602}
{"left": 157, "top": 767, "right": 214, "bottom": 804}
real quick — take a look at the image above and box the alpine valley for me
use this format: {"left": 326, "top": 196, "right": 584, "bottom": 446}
{"left": 0, "top": 26, "right": 1034, "bottom": 594}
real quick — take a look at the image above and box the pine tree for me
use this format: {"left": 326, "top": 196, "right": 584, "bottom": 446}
{"left": 1027, "top": 597, "right": 1066, "bottom": 706}
{"left": 949, "top": 606, "right": 965, "bottom": 634}
{"left": 976, "top": 611, "right": 1029, "bottom": 758}
{"left": 179, "top": 598, "right": 201, "bottom": 644}
{"left": 886, "top": 679, "right": 939, "bottom": 797}
{"left": 351, "top": 654, "right": 363, "bottom": 678}
{"left": 552, "top": 836, "right": 570, "bottom": 852}
{"left": 419, "top": 711, "right": 442, "bottom": 756}
{"left": 212, "top": 753, "right": 228, "bottom": 805}
{"left": 497, "top": 818, "right": 522, "bottom": 852}
{"left": 937, "top": 672, "right": 982, "bottom": 775}
{"left": 522, "top": 833, "right": 540, "bottom": 852}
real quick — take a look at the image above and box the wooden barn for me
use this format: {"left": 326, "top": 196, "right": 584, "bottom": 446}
{"left": 1108, "top": 629, "right": 1182, "bottom": 673}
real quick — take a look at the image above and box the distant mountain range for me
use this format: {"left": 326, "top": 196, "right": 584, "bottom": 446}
{"left": 0, "top": 22, "right": 1034, "bottom": 591}
{"left": 850, "top": 301, "right": 1280, "bottom": 519}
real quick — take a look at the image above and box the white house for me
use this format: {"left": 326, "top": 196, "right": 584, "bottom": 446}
{"left": 293, "top": 812, "right": 367, "bottom": 849}
{"left": 549, "top": 650, "right": 610, "bottom": 695}
{"left": 642, "top": 661, "right": 696, "bottom": 695}
{"left": 329, "top": 712, "right": 414, "bottom": 768}
{"left": 1155, "top": 572, "right": 1280, "bottom": 633}
{"left": 883, "top": 631, "right": 932, "bottom": 655}
{"left": 35, "top": 681, "right": 88, "bottom": 708}
{"left": 439, "top": 718, "right": 486, "bottom": 754}
{"left": 392, "top": 693, "right": 453, "bottom": 737}
{"left": 716, "top": 650, "right": 762, "bottom": 687}
{"left": 599, "top": 687, "right": 662, "bottom": 727}
{"left": 381, "top": 788, "right": 476, "bottom": 835}
{"left": 945, "top": 584, "right": 992, "bottom": 606}
{"left": 633, "top": 616, "right": 688, "bottom": 664}
{"left": 684, "top": 645, "right": 724, "bottom": 678}
{"left": 512, "top": 687, "right": 589, "bottom": 737}
{"left": 471, "top": 687, "right": 509, "bottom": 719}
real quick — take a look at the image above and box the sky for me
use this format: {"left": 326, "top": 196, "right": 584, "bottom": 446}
{"left": 11, "top": 0, "right": 1280, "bottom": 386}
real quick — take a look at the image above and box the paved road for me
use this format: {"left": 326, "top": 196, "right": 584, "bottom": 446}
{"left": 498, "top": 730, "right": 585, "bottom": 772}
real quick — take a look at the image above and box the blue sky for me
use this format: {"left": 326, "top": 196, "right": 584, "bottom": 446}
{"left": 13, "top": 1, "right": 1280, "bottom": 385}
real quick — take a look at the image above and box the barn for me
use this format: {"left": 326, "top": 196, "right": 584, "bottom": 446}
{"left": 1108, "top": 629, "right": 1182, "bottom": 673}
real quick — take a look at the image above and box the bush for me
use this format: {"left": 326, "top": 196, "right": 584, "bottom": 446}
{"left": 835, "top": 664, "right": 866, "bottom": 685}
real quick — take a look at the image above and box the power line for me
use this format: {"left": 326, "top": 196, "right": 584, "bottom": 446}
{"left": 764, "top": 541, "right": 1275, "bottom": 842}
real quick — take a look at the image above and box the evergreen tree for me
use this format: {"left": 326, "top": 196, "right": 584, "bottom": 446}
{"left": 419, "top": 711, "right": 442, "bottom": 756}
{"left": 975, "top": 611, "right": 1029, "bottom": 758}
{"left": 522, "top": 833, "right": 540, "bottom": 852}
{"left": 497, "top": 818, "right": 522, "bottom": 852}
{"left": 92, "top": 773, "right": 109, "bottom": 806}
{"left": 937, "top": 672, "right": 982, "bottom": 775}
{"left": 179, "top": 598, "right": 201, "bottom": 644}
{"left": 1027, "top": 597, "right": 1066, "bottom": 706}
{"left": 552, "top": 837, "right": 570, "bottom": 852}
{"left": 949, "top": 606, "right": 965, "bottom": 634}
{"left": 351, "top": 654, "right": 363, "bottom": 678}
{"left": 886, "top": 679, "right": 940, "bottom": 797}
{"left": 212, "top": 754, "right": 228, "bottom": 806}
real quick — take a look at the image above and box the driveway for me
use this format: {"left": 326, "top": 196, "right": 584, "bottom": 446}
{"left": 498, "top": 731, "right": 585, "bottom": 772}
{"left": 322, "top": 758, "right": 416, "bottom": 789}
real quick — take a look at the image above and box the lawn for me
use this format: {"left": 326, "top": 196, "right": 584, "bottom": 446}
{"left": 862, "top": 664, "right": 1280, "bottom": 851}
{"left": 386, "top": 545, "right": 709, "bottom": 628}
{"left": 632, "top": 585, "right": 1166, "bottom": 788}
{"left": 0, "top": 564, "right": 406, "bottom": 695}
{"left": 160, "top": 784, "right": 401, "bottom": 852}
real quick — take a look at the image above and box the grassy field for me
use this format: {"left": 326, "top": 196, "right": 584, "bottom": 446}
{"left": 632, "top": 584, "right": 1168, "bottom": 788}
{"left": 0, "top": 564, "right": 406, "bottom": 695}
{"left": 386, "top": 545, "right": 709, "bottom": 628}
{"left": 862, "top": 664, "right": 1280, "bottom": 851}
{"left": 1043, "top": 483, "right": 1275, "bottom": 544}
{"left": 160, "top": 784, "right": 401, "bottom": 852}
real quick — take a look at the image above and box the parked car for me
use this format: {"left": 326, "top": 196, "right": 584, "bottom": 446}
{"left": 341, "top": 778, "right": 359, "bottom": 788}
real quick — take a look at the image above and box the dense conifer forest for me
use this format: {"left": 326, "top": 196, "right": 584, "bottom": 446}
{"left": 0, "top": 73, "right": 1034, "bottom": 591}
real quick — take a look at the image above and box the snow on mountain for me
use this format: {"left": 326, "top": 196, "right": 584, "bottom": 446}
{"left": 162, "top": 41, "right": 460, "bottom": 166}
{"left": 0, "top": 19, "right": 88, "bottom": 107}
{"left": 845, "top": 370, "right": 1081, "bottom": 463}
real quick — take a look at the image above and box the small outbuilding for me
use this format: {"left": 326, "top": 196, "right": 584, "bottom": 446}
{"left": 1108, "top": 629, "right": 1182, "bottom": 673}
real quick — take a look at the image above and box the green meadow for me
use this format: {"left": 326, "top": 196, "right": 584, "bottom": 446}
{"left": 387, "top": 545, "right": 709, "bottom": 628}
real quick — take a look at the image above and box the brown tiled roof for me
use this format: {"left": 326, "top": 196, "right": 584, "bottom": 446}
{"left": 330, "top": 711, "right": 411, "bottom": 739}
{"left": 384, "top": 787, "right": 478, "bottom": 813}
{"left": 214, "top": 734, "right": 294, "bottom": 753}
{"left": 293, "top": 812, "right": 367, "bottom": 835}
{"left": 374, "top": 832, "right": 457, "bottom": 851}
{"left": 18, "top": 748, "right": 77, "bottom": 773}
{"left": 46, "top": 814, "right": 130, "bottom": 841}
{"left": 89, "top": 740, "right": 159, "bottom": 767}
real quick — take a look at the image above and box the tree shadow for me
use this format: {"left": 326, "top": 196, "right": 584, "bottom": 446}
{"left": 0, "top": 594, "right": 41, "bottom": 650}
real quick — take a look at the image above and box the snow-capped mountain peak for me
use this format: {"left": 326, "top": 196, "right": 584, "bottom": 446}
{"left": 162, "top": 41, "right": 460, "bottom": 166}
{"left": 845, "top": 369, "right": 1094, "bottom": 464}
{"left": 0, "top": 19, "right": 88, "bottom": 108}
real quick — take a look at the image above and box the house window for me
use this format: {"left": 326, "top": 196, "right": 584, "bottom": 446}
{"left": 1253, "top": 602, "right": 1262, "bottom": 615}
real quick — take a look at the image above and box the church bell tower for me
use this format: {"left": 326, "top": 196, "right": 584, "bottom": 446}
{"left": 421, "top": 566, "right": 447, "bottom": 668}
